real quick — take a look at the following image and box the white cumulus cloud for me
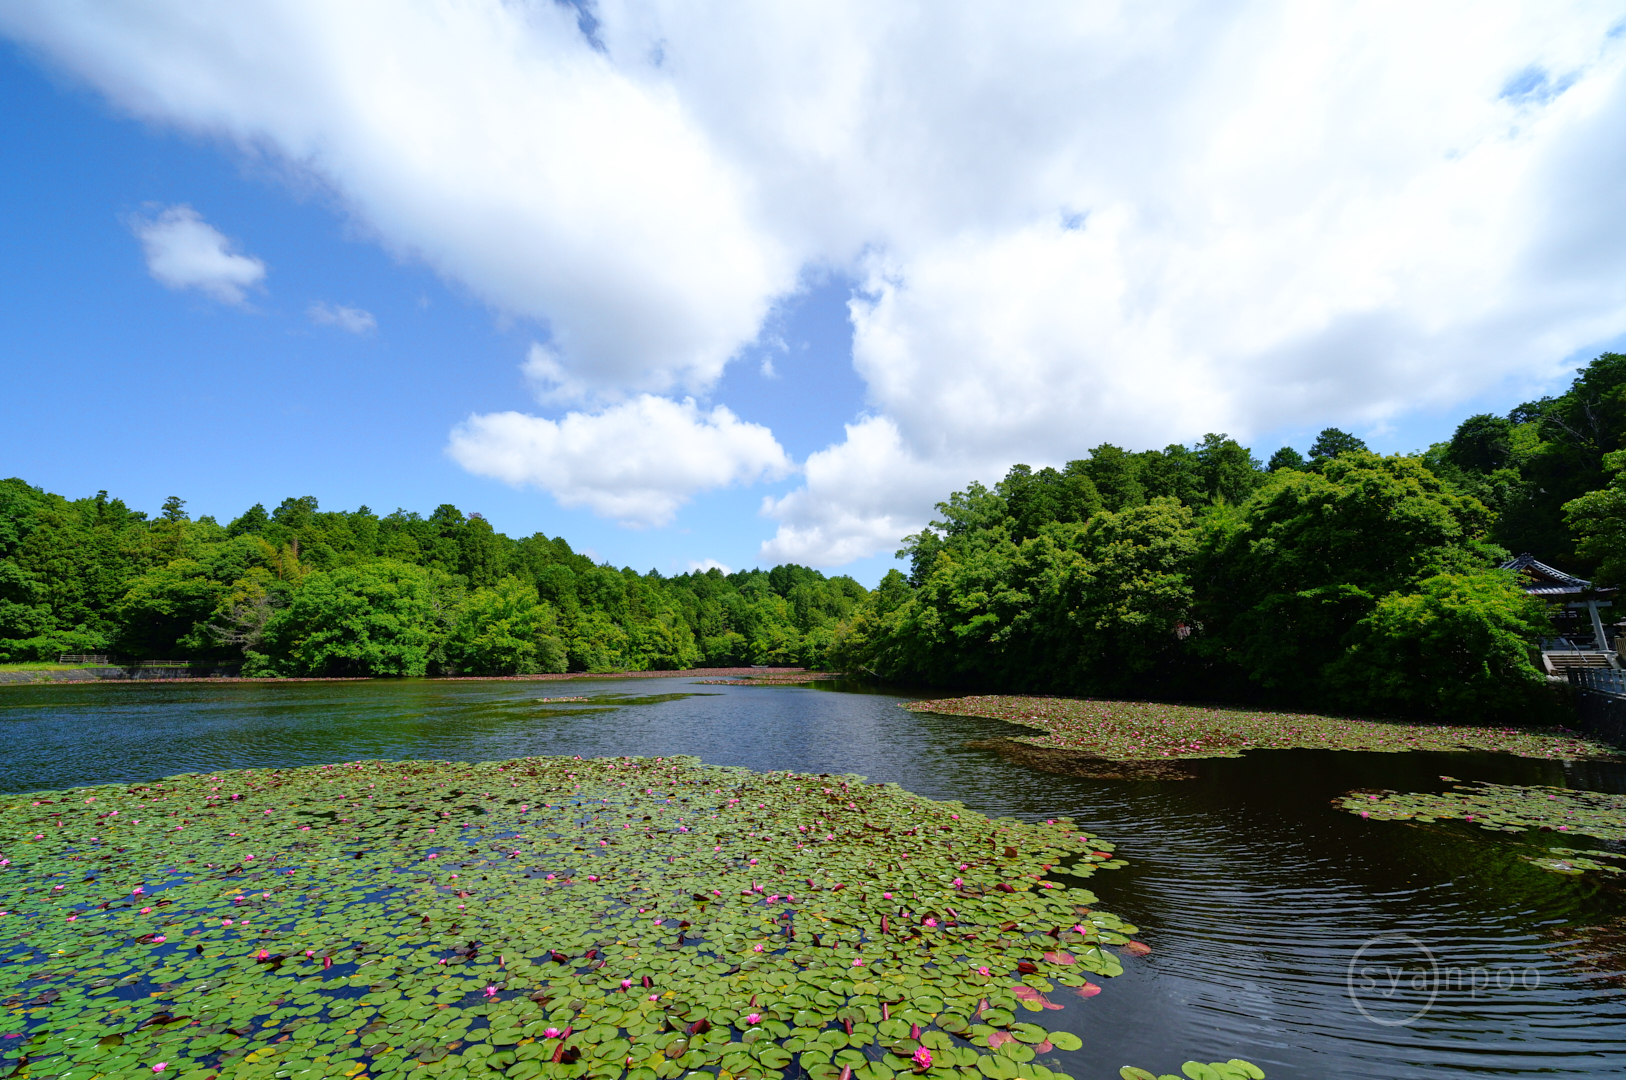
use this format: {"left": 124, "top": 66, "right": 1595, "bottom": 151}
{"left": 130, "top": 204, "right": 265, "bottom": 304}
{"left": 687, "top": 558, "right": 732, "bottom": 575}
{"left": 446, "top": 396, "right": 791, "bottom": 527}
{"left": 308, "top": 302, "right": 376, "bottom": 334}
{"left": 759, "top": 416, "right": 960, "bottom": 567}
{"left": 13, "top": 3, "right": 1626, "bottom": 560}
{"left": 2, "top": 0, "right": 791, "bottom": 400}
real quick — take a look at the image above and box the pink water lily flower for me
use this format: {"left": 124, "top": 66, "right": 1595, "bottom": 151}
{"left": 152, "top": 1064, "right": 167, "bottom": 1073}
{"left": 745, "top": 1013, "right": 761, "bottom": 1025}
{"left": 485, "top": 985, "right": 499, "bottom": 997}
{"left": 544, "top": 1027, "right": 563, "bottom": 1039}
{"left": 912, "top": 1048, "right": 932, "bottom": 1069}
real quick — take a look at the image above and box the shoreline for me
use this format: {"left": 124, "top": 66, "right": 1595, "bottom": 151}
{"left": 0, "top": 665, "right": 825, "bottom": 686}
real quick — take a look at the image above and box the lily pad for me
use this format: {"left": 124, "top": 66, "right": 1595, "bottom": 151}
{"left": 1337, "top": 780, "right": 1626, "bottom": 872}
{"left": 915, "top": 697, "right": 1611, "bottom": 763}
{"left": 0, "top": 755, "right": 1139, "bottom": 1080}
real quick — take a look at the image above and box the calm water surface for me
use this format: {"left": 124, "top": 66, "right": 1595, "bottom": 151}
{"left": 3, "top": 676, "right": 1625, "bottom": 1079}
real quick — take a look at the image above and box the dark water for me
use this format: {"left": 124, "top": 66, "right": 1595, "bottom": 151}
{"left": 3, "top": 676, "right": 1625, "bottom": 1078}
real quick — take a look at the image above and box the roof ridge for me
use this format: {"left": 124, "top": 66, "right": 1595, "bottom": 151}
{"left": 1500, "top": 552, "right": 1592, "bottom": 586}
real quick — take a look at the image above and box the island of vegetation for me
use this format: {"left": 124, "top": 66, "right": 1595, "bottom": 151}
{"left": 905, "top": 697, "right": 1614, "bottom": 765}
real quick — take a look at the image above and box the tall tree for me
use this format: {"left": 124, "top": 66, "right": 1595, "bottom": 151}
{"left": 1308, "top": 428, "right": 1369, "bottom": 465}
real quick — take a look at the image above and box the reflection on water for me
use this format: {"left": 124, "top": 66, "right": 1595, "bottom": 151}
{"left": 3, "top": 676, "right": 1625, "bottom": 1077}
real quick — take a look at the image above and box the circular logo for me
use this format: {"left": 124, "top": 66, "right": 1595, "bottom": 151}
{"left": 1346, "top": 934, "right": 1439, "bottom": 1027}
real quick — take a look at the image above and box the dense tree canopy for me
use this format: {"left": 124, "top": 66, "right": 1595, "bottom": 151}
{"left": 0, "top": 482, "right": 867, "bottom": 676}
{"left": 1195, "top": 452, "right": 1501, "bottom": 698}
{"left": 831, "top": 373, "right": 1626, "bottom": 721}
{"left": 1428, "top": 352, "right": 1626, "bottom": 568}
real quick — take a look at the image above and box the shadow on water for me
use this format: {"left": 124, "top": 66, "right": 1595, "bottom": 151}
{"left": 3, "top": 677, "right": 1626, "bottom": 1077}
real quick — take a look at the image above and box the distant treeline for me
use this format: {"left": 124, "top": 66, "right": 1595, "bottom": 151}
{"left": 0, "top": 488, "right": 865, "bottom": 677}
{"left": 5, "top": 354, "right": 1625, "bottom": 718}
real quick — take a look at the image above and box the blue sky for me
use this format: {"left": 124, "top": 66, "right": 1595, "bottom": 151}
{"left": 0, "top": 41, "right": 882, "bottom": 580}
{"left": 4, "top": 5, "right": 1626, "bottom": 586}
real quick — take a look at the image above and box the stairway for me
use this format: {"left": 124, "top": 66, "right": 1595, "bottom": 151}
{"left": 1542, "top": 651, "right": 1619, "bottom": 675}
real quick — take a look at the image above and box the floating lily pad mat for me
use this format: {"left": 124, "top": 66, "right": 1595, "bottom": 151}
{"left": 908, "top": 697, "right": 1613, "bottom": 762}
{"left": 1338, "top": 779, "right": 1626, "bottom": 841}
{"left": 528, "top": 693, "right": 715, "bottom": 718}
{"left": 1524, "top": 849, "right": 1626, "bottom": 876}
{"left": 1119, "top": 1062, "right": 1263, "bottom": 1080}
{"left": 694, "top": 676, "right": 843, "bottom": 686}
{"left": 0, "top": 755, "right": 1148, "bottom": 1080}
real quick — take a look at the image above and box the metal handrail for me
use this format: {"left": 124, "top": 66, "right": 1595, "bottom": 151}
{"left": 56, "top": 655, "right": 195, "bottom": 668}
{"left": 1569, "top": 668, "right": 1626, "bottom": 696}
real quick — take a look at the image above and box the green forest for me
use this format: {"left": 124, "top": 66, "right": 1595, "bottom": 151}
{"left": 0, "top": 487, "right": 867, "bottom": 678}
{"left": 838, "top": 352, "right": 1626, "bottom": 721}
{"left": 5, "top": 353, "right": 1626, "bottom": 720}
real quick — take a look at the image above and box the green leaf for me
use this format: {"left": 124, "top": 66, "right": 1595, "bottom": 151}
{"left": 979, "top": 1055, "right": 1021, "bottom": 1079}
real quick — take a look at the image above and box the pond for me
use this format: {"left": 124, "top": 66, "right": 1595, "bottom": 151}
{"left": 2, "top": 676, "right": 1625, "bottom": 1078}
